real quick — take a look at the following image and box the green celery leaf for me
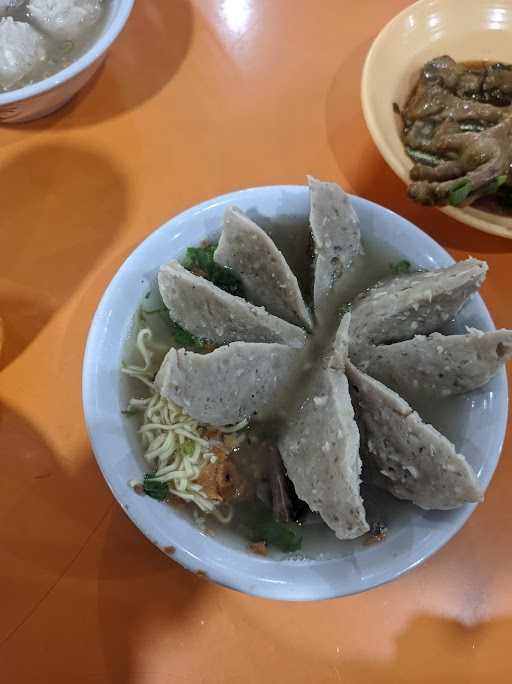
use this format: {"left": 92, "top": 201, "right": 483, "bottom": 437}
{"left": 183, "top": 242, "right": 245, "bottom": 297}
{"left": 238, "top": 503, "right": 303, "bottom": 552}
{"left": 448, "top": 179, "right": 473, "bottom": 206}
{"left": 391, "top": 259, "right": 411, "bottom": 275}
{"left": 169, "top": 320, "right": 205, "bottom": 351}
{"left": 143, "top": 475, "right": 169, "bottom": 501}
{"left": 405, "top": 147, "right": 443, "bottom": 167}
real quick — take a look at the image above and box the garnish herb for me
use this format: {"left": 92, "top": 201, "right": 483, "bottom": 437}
{"left": 406, "top": 147, "right": 443, "bottom": 167}
{"left": 238, "top": 503, "right": 303, "bottom": 552}
{"left": 183, "top": 243, "right": 245, "bottom": 297}
{"left": 169, "top": 320, "right": 206, "bottom": 351}
{"left": 143, "top": 474, "right": 169, "bottom": 501}
{"left": 391, "top": 259, "right": 411, "bottom": 275}
{"left": 448, "top": 179, "right": 473, "bottom": 206}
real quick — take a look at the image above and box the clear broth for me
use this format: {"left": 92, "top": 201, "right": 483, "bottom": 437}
{"left": 120, "top": 223, "right": 474, "bottom": 559}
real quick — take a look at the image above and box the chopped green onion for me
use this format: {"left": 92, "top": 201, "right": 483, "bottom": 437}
{"left": 169, "top": 320, "right": 205, "bottom": 351}
{"left": 406, "top": 147, "right": 443, "bottom": 167}
{"left": 211, "top": 264, "right": 245, "bottom": 297}
{"left": 183, "top": 244, "right": 216, "bottom": 273}
{"left": 238, "top": 503, "right": 303, "bottom": 552}
{"left": 450, "top": 176, "right": 508, "bottom": 206}
{"left": 448, "top": 179, "right": 473, "bottom": 206}
{"left": 60, "top": 40, "right": 74, "bottom": 55}
{"left": 143, "top": 475, "right": 169, "bottom": 501}
{"left": 183, "top": 243, "right": 245, "bottom": 297}
{"left": 182, "top": 440, "right": 195, "bottom": 456}
{"left": 256, "top": 519, "right": 302, "bottom": 552}
{"left": 391, "top": 259, "right": 411, "bottom": 275}
{"left": 459, "top": 122, "right": 488, "bottom": 132}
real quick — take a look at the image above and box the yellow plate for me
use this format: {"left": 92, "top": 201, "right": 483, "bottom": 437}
{"left": 362, "top": 0, "right": 512, "bottom": 239}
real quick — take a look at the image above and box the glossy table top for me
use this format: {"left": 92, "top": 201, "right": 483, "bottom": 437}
{"left": 1, "top": 1, "right": 511, "bottom": 681}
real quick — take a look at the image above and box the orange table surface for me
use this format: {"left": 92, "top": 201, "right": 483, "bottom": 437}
{"left": 1, "top": 1, "right": 512, "bottom": 682}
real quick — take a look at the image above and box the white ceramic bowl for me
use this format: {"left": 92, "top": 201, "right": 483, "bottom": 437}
{"left": 83, "top": 186, "right": 508, "bottom": 601}
{"left": 361, "top": 0, "right": 512, "bottom": 239}
{"left": 0, "top": 0, "right": 134, "bottom": 123}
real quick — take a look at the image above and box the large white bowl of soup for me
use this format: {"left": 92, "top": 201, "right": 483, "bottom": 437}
{"left": 0, "top": 0, "right": 133, "bottom": 123}
{"left": 362, "top": 0, "right": 512, "bottom": 240}
{"left": 83, "top": 184, "right": 508, "bottom": 600}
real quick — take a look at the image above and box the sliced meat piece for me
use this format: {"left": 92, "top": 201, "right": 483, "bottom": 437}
{"left": 349, "top": 258, "right": 487, "bottom": 360}
{"left": 279, "top": 314, "right": 369, "bottom": 540}
{"left": 418, "top": 56, "right": 486, "bottom": 99}
{"left": 483, "top": 64, "right": 512, "bottom": 98}
{"left": 308, "top": 176, "right": 361, "bottom": 319}
{"left": 401, "top": 56, "right": 512, "bottom": 206}
{"left": 404, "top": 79, "right": 508, "bottom": 128}
{"left": 456, "top": 71, "right": 486, "bottom": 99}
{"left": 358, "top": 329, "right": 512, "bottom": 398}
{"left": 214, "top": 206, "right": 312, "bottom": 330}
{"left": 421, "top": 55, "right": 466, "bottom": 92}
{"left": 158, "top": 262, "right": 306, "bottom": 348}
{"left": 155, "top": 342, "right": 300, "bottom": 427}
{"left": 266, "top": 444, "right": 295, "bottom": 523}
{"left": 404, "top": 118, "right": 462, "bottom": 159}
{"left": 408, "top": 117, "right": 512, "bottom": 206}
{"left": 347, "top": 362, "right": 483, "bottom": 510}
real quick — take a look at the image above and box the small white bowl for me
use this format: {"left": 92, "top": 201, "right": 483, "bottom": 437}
{"left": 83, "top": 186, "right": 508, "bottom": 601}
{"left": 0, "top": 0, "right": 134, "bottom": 123}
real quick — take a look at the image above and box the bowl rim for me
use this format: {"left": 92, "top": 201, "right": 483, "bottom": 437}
{"left": 360, "top": 0, "right": 512, "bottom": 240}
{"left": 82, "top": 184, "right": 508, "bottom": 601}
{"left": 0, "top": 0, "right": 135, "bottom": 106}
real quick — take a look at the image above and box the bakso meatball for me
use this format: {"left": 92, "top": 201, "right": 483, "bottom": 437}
{"left": 28, "top": 0, "right": 102, "bottom": 40}
{"left": 0, "top": 17, "right": 46, "bottom": 89}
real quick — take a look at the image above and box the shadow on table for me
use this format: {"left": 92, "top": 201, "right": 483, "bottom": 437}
{"left": 0, "top": 143, "right": 127, "bottom": 370}
{"left": 0, "top": 402, "right": 112, "bottom": 644}
{"left": 330, "top": 614, "right": 512, "bottom": 682}
{"left": 17, "top": 0, "right": 194, "bottom": 131}
{"left": 96, "top": 507, "right": 209, "bottom": 684}
{"left": 353, "top": 150, "right": 512, "bottom": 256}
{"left": 1, "top": 396, "right": 511, "bottom": 681}
{"left": 325, "top": 40, "right": 512, "bottom": 256}
{"left": 0, "top": 401, "right": 205, "bottom": 681}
